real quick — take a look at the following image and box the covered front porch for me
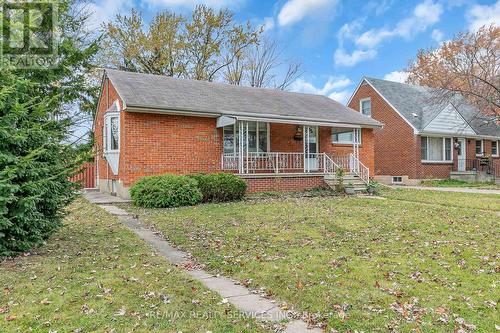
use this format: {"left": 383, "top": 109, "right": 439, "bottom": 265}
{"left": 217, "top": 117, "right": 370, "bottom": 184}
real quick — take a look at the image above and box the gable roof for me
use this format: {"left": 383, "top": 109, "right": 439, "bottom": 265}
{"left": 360, "top": 77, "right": 500, "bottom": 138}
{"left": 105, "top": 69, "right": 382, "bottom": 128}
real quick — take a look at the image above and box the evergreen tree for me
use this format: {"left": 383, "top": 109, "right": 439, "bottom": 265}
{"left": 0, "top": 0, "right": 99, "bottom": 255}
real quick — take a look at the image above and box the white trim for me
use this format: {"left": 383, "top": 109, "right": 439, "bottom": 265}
{"left": 421, "top": 160, "right": 454, "bottom": 164}
{"left": 223, "top": 121, "right": 270, "bottom": 155}
{"left": 420, "top": 136, "right": 453, "bottom": 163}
{"left": 492, "top": 140, "right": 499, "bottom": 157}
{"left": 125, "top": 106, "right": 381, "bottom": 128}
{"left": 475, "top": 139, "right": 484, "bottom": 157}
{"left": 420, "top": 131, "right": 500, "bottom": 141}
{"left": 104, "top": 112, "right": 120, "bottom": 153}
{"left": 348, "top": 78, "right": 420, "bottom": 134}
{"left": 359, "top": 97, "right": 372, "bottom": 117}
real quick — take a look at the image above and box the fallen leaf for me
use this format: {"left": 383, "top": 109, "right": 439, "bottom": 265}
{"left": 40, "top": 299, "right": 52, "bottom": 305}
{"left": 114, "top": 307, "right": 126, "bottom": 316}
{"left": 5, "top": 315, "right": 16, "bottom": 321}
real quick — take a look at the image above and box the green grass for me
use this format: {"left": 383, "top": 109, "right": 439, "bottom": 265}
{"left": 420, "top": 179, "right": 500, "bottom": 190}
{"left": 124, "top": 189, "right": 500, "bottom": 332}
{"left": 380, "top": 187, "right": 500, "bottom": 211}
{"left": 0, "top": 199, "right": 271, "bottom": 333}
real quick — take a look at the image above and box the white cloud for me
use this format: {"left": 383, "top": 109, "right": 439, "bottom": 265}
{"left": 290, "top": 76, "right": 352, "bottom": 104}
{"left": 467, "top": 1, "right": 500, "bottom": 31}
{"left": 145, "top": 0, "right": 244, "bottom": 9}
{"left": 334, "top": 48, "right": 377, "bottom": 67}
{"left": 262, "top": 17, "right": 275, "bottom": 31}
{"left": 383, "top": 71, "right": 409, "bottom": 83}
{"left": 85, "top": 0, "right": 133, "bottom": 29}
{"left": 277, "top": 0, "right": 338, "bottom": 27}
{"left": 328, "top": 90, "right": 352, "bottom": 104}
{"left": 355, "top": 0, "right": 443, "bottom": 48}
{"left": 431, "top": 29, "right": 443, "bottom": 42}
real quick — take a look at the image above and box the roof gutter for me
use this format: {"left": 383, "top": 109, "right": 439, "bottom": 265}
{"left": 126, "top": 105, "right": 384, "bottom": 129}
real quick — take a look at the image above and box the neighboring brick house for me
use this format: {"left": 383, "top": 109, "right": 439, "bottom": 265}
{"left": 348, "top": 77, "right": 500, "bottom": 185}
{"left": 94, "top": 69, "right": 382, "bottom": 198}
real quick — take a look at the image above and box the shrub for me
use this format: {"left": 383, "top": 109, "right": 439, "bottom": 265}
{"left": 130, "top": 175, "right": 202, "bottom": 208}
{"left": 189, "top": 173, "right": 247, "bottom": 203}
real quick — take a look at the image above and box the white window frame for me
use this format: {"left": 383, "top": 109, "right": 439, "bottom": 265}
{"left": 331, "top": 128, "right": 362, "bottom": 144}
{"left": 359, "top": 97, "right": 372, "bottom": 117}
{"left": 475, "top": 139, "right": 483, "bottom": 157}
{"left": 421, "top": 136, "right": 453, "bottom": 163}
{"left": 492, "top": 140, "right": 499, "bottom": 157}
{"left": 223, "top": 121, "right": 270, "bottom": 155}
{"left": 104, "top": 113, "right": 120, "bottom": 153}
{"left": 392, "top": 176, "right": 403, "bottom": 184}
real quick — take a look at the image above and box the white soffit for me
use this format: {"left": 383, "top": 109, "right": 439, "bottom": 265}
{"left": 216, "top": 115, "right": 237, "bottom": 128}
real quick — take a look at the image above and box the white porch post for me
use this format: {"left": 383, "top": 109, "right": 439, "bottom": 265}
{"left": 238, "top": 121, "right": 248, "bottom": 174}
{"left": 352, "top": 128, "right": 360, "bottom": 173}
{"left": 303, "top": 125, "right": 310, "bottom": 173}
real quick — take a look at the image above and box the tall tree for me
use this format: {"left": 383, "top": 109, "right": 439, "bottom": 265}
{"left": 407, "top": 25, "right": 500, "bottom": 121}
{"left": 245, "top": 38, "right": 302, "bottom": 90}
{"left": 104, "top": 9, "right": 186, "bottom": 76}
{"left": 0, "top": 0, "right": 100, "bottom": 255}
{"left": 101, "top": 5, "right": 301, "bottom": 89}
{"left": 103, "top": 5, "right": 260, "bottom": 82}
{"left": 184, "top": 6, "right": 260, "bottom": 81}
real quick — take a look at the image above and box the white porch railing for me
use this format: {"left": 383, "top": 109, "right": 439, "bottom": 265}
{"left": 222, "top": 152, "right": 332, "bottom": 173}
{"left": 349, "top": 153, "right": 370, "bottom": 184}
{"left": 222, "top": 152, "right": 369, "bottom": 184}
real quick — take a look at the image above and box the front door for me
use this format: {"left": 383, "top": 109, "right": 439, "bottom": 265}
{"left": 457, "top": 138, "right": 466, "bottom": 171}
{"left": 304, "top": 126, "right": 319, "bottom": 172}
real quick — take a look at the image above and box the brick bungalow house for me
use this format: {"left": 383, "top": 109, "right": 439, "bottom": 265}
{"left": 94, "top": 69, "right": 382, "bottom": 198}
{"left": 348, "top": 77, "right": 500, "bottom": 185}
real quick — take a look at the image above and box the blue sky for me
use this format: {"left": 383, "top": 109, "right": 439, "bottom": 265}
{"left": 88, "top": 0, "right": 500, "bottom": 104}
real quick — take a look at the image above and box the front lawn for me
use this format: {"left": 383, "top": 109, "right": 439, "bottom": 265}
{"left": 380, "top": 187, "right": 500, "bottom": 211}
{"left": 420, "top": 179, "right": 500, "bottom": 190}
{"left": 125, "top": 189, "right": 500, "bottom": 332}
{"left": 0, "top": 199, "right": 270, "bottom": 333}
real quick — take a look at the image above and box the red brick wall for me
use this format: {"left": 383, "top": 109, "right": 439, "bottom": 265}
{"left": 244, "top": 176, "right": 325, "bottom": 193}
{"left": 348, "top": 82, "right": 418, "bottom": 178}
{"left": 122, "top": 112, "right": 222, "bottom": 186}
{"left": 95, "top": 79, "right": 377, "bottom": 190}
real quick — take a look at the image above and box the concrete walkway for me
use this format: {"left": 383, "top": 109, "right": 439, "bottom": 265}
{"left": 83, "top": 191, "right": 322, "bottom": 333}
{"left": 391, "top": 185, "right": 500, "bottom": 195}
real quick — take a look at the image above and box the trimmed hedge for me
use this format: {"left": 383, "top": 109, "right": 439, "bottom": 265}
{"left": 189, "top": 173, "right": 247, "bottom": 203}
{"left": 130, "top": 175, "right": 202, "bottom": 208}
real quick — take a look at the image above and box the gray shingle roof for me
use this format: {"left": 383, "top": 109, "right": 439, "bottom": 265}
{"left": 105, "top": 69, "right": 382, "bottom": 128}
{"left": 365, "top": 77, "right": 500, "bottom": 137}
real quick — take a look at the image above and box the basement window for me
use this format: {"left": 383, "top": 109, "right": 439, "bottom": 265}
{"left": 392, "top": 176, "right": 403, "bottom": 184}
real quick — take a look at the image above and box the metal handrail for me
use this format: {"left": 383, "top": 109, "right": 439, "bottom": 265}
{"left": 349, "top": 153, "right": 370, "bottom": 184}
